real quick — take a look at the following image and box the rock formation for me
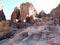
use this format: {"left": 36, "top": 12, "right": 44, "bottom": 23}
{"left": 50, "top": 4, "right": 60, "bottom": 20}
{"left": 0, "top": 21, "right": 9, "bottom": 40}
{"left": 37, "top": 10, "right": 46, "bottom": 18}
{"left": 19, "top": 2, "right": 37, "bottom": 22}
{"left": 0, "top": 2, "right": 60, "bottom": 45}
{"left": 11, "top": 7, "right": 20, "bottom": 23}
{"left": 0, "top": 0, "right": 6, "bottom": 21}
{"left": 0, "top": 0, "right": 13, "bottom": 41}
{"left": 26, "top": 16, "right": 35, "bottom": 24}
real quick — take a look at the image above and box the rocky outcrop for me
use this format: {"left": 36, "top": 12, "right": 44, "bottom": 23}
{"left": 1, "top": 22, "right": 60, "bottom": 45}
{"left": 0, "top": 20, "right": 16, "bottom": 41}
{"left": 0, "top": 21, "right": 9, "bottom": 40}
{"left": 19, "top": 2, "right": 37, "bottom": 22}
{"left": 0, "top": 10, "right": 6, "bottom": 21}
{"left": 11, "top": 7, "right": 20, "bottom": 23}
{"left": 37, "top": 10, "right": 46, "bottom": 18}
{"left": 0, "top": 0, "right": 6, "bottom": 21}
{"left": 0, "top": 2, "right": 60, "bottom": 45}
{"left": 26, "top": 16, "right": 35, "bottom": 24}
{"left": 50, "top": 4, "right": 60, "bottom": 20}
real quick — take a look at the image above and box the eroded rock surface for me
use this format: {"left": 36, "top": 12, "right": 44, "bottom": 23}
{"left": 0, "top": 2, "right": 60, "bottom": 45}
{"left": 0, "top": 10, "right": 6, "bottom": 21}
{"left": 19, "top": 2, "right": 37, "bottom": 22}
{"left": 11, "top": 7, "right": 20, "bottom": 23}
{"left": 50, "top": 4, "right": 60, "bottom": 20}
{"left": 0, "top": 21, "right": 9, "bottom": 40}
{"left": 37, "top": 10, "right": 46, "bottom": 18}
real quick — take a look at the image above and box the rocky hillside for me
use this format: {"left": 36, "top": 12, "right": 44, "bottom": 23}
{"left": 0, "top": 2, "right": 60, "bottom": 45}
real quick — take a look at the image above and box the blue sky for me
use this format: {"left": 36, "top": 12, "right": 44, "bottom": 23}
{"left": 2, "top": 0, "right": 60, "bottom": 19}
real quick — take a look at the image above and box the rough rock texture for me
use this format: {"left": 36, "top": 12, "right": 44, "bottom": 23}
{"left": 11, "top": 7, "right": 20, "bottom": 23}
{"left": 1, "top": 22, "right": 60, "bottom": 45}
{"left": 0, "top": 21, "right": 9, "bottom": 39}
{"left": 0, "top": 20, "right": 16, "bottom": 41}
{"left": 0, "top": 0, "right": 6, "bottom": 21}
{"left": 37, "top": 10, "right": 46, "bottom": 18}
{"left": 0, "top": 2, "right": 60, "bottom": 45}
{"left": 50, "top": 4, "right": 60, "bottom": 20}
{"left": 0, "top": 10, "right": 6, "bottom": 21}
{"left": 26, "top": 16, "right": 35, "bottom": 24}
{"left": 19, "top": 2, "right": 37, "bottom": 22}
{"left": 0, "top": 24, "right": 50, "bottom": 45}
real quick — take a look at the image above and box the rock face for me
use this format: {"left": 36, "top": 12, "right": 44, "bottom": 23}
{"left": 11, "top": 7, "right": 20, "bottom": 23}
{"left": 37, "top": 10, "right": 46, "bottom": 18}
{"left": 26, "top": 16, "right": 36, "bottom": 24}
{"left": 0, "top": 21, "right": 9, "bottom": 40}
{"left": 0, "top": 10, "right": 6, "bottom": 21}
{"left": 1, "top": 2, "right": 60, "bottom": 45}
{"left": 0, "top": 21, "right": 9, "bottom": 31}
{"left": 0, "top": 0, "right": 11, "bottom": 41}
{"left": 19, "top": 2, "right": 37, "bottom": 22}
{"left": 50, "top": 4, "right": 60, "bottom": 19}
{"left": 0, "top": 0, "right": 6, "bottom": 21}
{"left": 0, "top": 0, "right": 3, "bottom": 10}
{"left": 11, "top": 2, "right": 37, "bottom": 24}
